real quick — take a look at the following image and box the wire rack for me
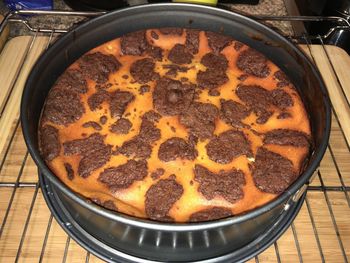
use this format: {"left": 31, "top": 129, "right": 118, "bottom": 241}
{"left": 0, "top": 9, "right": 350, "bottom": 263}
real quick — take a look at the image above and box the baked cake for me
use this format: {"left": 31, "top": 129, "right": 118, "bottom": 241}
{"left": 39, "top": 28, "right": 311, "bottom": 222}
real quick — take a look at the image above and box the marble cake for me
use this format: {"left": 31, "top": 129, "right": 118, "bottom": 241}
{"left": 39, "top": 28, "right": 311, "bottom": 222}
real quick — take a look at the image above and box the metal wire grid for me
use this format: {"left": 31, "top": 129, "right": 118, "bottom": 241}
{"left": 0, "top": 10, "right": 349, "bottom": 263}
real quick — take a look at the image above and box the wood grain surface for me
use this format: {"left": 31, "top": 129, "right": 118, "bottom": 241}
{"left": 0, "top": 37, "right": 349, "bottom": 262}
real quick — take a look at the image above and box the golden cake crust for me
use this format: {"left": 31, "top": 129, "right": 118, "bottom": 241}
{"left": 39, "top": 28, "right": 311, "bottom": 222}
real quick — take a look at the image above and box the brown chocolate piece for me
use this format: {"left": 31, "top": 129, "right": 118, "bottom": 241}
{"left": 189, "top": 207, "right": 233, "bottom": 222}
{"left": 185, "top": 29, "right": 200, "bottom": 54}
{"left": 79, "top": 52, "right": 121, "bottom": 84}
{"left": 109, "top": 90, "right": 135, "bottom": 118}
{"left": 150, "top": 168, "right": 165, "bottom": 180}
{"left": 145, "top": 177, "right": 183, "bottom": 222}
{"left": 139, "top": 85, "right": 150, "bottom": 95}
{"left": 120, "top": 31, "right": 148, "bottom": 56}
{"left": 236, "top": 49, "right": 270, "bottom": 78}
{"left": 146, "top": 46, "right": 163, "bottom": 61}
{"left": 163, "top": 64, "right": 189, "bottom": 77}
{"left": 64, "top": 162, "right": 74, "bottom": 180}
{"left": 208, "top": 89, "right": 220, "bottom": 96}
{"left": 119, "top": 138, "right": 152, "bottom": 159}
{"left": 252, "top": 147, "right": 296, "bottom": 194}
{"left": 264, "top": 129, "right": 310, "bottom": 147}
{"left": 201, "top": 52, "right": 228, "bottom": 70}
{"left": 40, "top": 125, "right": 61, "bottom": 161}
{"left": 277, "top": 112, "right": 292, "bottom": 119}
{"left": 82, "top": 121, "right": 102, "bottom": 131}
{"left": 92, "top": 198, "right": 117, "bottom": 211}
{"left": 206, "top": 130, "right": 252, "bottom": 164}
{"left": 220, "top": 99, "right": 251, "bottom": 128}
{"left": 179, "top": 102, "right": 219, "bottom": 140}
{"left": 158, "top": 137, "right": 198, "bottom": 162}
{"left": 139, "top": 118, "right": 161, "bottom": 143}
{"left": 159, "top": 28, "right": 183, "bottom": 35}
{"left": 142, "top": 110, "right": 161, "bottom": 123}
{"left": 271, "top": 89, "right": 293, "bottom": 110}
{"left": 168, "top": 44, "right": 193, "bottom": 65}
{"left": 98, "top": 160, "right": 148, "bottom": 191}
{"left": 234, "top": 41, "right": 244, "bottom": 51}
{"left": 236, "top": 84, "right": 273, "bottom": 124}
{"left": 205, "top": 31, "right": 233, "bottom": 53}
{"left": 274, "top": 70, "right": 290, "bottom": 87}
{"left": 88, "top": 89, "right": 110, "bottom": 111}
{"left": 194, "top": 165, "right": 245, "bottom": 203}
{"left": 150, "top": 30, "right": 159, "bottom": 39}
{"left": 197, "top": 69, "right": 228, "bottom": 89}
{"left": 110, "top": 118, "right": 132, "bottom": 134}
{"left": 63, "top": 133, "right": 112, "bottom": 178}
{"left": 43, "top": 88, "right": 85, "bottom": 126}
{"left": 237, "top": 74, "right": 249, "bottom": 81}
{"left": 99, "top": 115, "right": 107, "bottom": 124}
{"left": 153, "top": 77, "right": 195, "bottom": 116}
{"left": 130, "top": 58, "right": 158, "bottom": 84}
{"left": 54, "top": 69, "right": 87, "bottom": 94}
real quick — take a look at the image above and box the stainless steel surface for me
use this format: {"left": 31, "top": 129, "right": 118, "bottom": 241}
{"left": 0, "top": 9, "right": 349, "bottom": 262}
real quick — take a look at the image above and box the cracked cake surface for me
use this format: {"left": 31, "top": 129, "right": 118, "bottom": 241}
{"left": 39, "top": 28, "right": 311, "bottom": 222}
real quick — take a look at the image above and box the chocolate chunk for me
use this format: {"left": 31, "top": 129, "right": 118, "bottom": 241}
{"left": 237, "top": 74, "right": 249, "bottom": 81}
{"left": 271, "top": 89, "right": 293, "bottom": 109}
{"left": 220, "top": 99, "right": 251, "bottom": 128}
{"left": 130, "top": 58, "right": 158, "bottom": 84}
{"left": 43, "top": 88, "right": 85, "bottom": 125}
{"left": 189, "top": 207, "right": 233, "bottom": 222}
{"left": 92, "top": 198, "right": 117, "bottom": 211}
{"left": 201, "top": 52, "right": 228, "bottom": 70}
{"left": 208, "top": 89, "right": 220, "bottom": 96}
{"left": 119, "top": 137, "right": 152, "bottom": 159}
{"left": 252, "top": 147, "right": 296, "bottom": 194}
{"left": 79, "top": 52, "right": 121, "bottom": 84}
{"left": 158, "top": 137, "right": 198, "bottom": 162}
{"left": 121, "top": 31, "right": 148, "bottom": 56}
{"left": 159, "top": 28, "right": 183, "bottom": 35}
{"left": 277, "top": 112, "right": 292, "bottom": 119}
{"left": 168, "top": 44, "right": 193, "bottom": 65}
{"left": 236, "top": 49, "right": 270, "bottom": 78}
{"left": 197, "top": 69, "right": 229, "bottom": 89}
{"left": 234, "top": 41, "right": 244, "bottom": 51}
{"left": 150, "top": 30, "right": 159, "bottom": 39}
{"left": 145, "top": 177, "right": 183, "bottom": 222}
{"left": 82, "top": 121, "right": 102, "bottom": 131}
{"left": 236, "top": 84, "right": 273, "bottom": 124}
{"left": 206, "top": 130, "right": 252, "bottom": 164}
{"left": 88, "top": 89, "right": 110, "bottom": 111}
{"left": 150, "top": 168, "right": 165, "bottom": 180}
{"left": 139, "top": 85, "right": 150, "bottom": 95}
{"left": 146, "top": 46, "right": 163, "bottom": 61}
{"left": 274, "top": 70, "right": 290, "bottom": 87}
{"left": 100, "top": 115, "right": 107, "bottom": 124}
{"left": 109, "top": 90, "right": 135, "bottom": 118}
{"left": 205, "top": 31, "right": 233, "bottom": 53}
{"left": 64, "top": 163, "right": 74, "bottom": 180}
{"left": 194, "top": 165, "right": 245, "bottom": 203}
{"left": 110, "top": 118, "right": 132, "bottom": 134}
{"left": 54, "top": 69, "right": 87, "bottom": 94}
{"left": 122, "top": 75, "right": 129, "bottom": 79}
{"left": 40, "top": 125, "right": 61, "bottom": 162}
{"left": 264, "top": 129, "right": 310, "bottom": 147}
{"left": 179, "top": 102, "right": 219, "bottom": 140}
{"left": 142, "top": 110, "right": 161, "bottom": 123}
{"left": 185, "top": 29, "right": 200, "bottom": 54}
{"left": 139, "top": 118, "right": 161, "bottom": 143}
{"left": 63, "top": 133, "right": 112, "bottom": 178}
{"left": 163, "top": 64, "right": 189, "bottom": 77}
{"left": 98, "top": 160, "right": 148, "bottom": 191}
{"left": 153, "top": 77, "right": 195, "bottom": 116}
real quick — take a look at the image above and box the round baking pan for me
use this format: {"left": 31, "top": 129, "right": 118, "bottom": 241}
{"left": 21, "top": 3, "right": 331, "bottom": 262}
{"left": 40, "top": 170, "right": 306, "bottom": 263}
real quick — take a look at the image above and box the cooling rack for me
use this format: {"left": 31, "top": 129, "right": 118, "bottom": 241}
{"left": 0, "top": 9, "right": 349, "bottom": 263}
